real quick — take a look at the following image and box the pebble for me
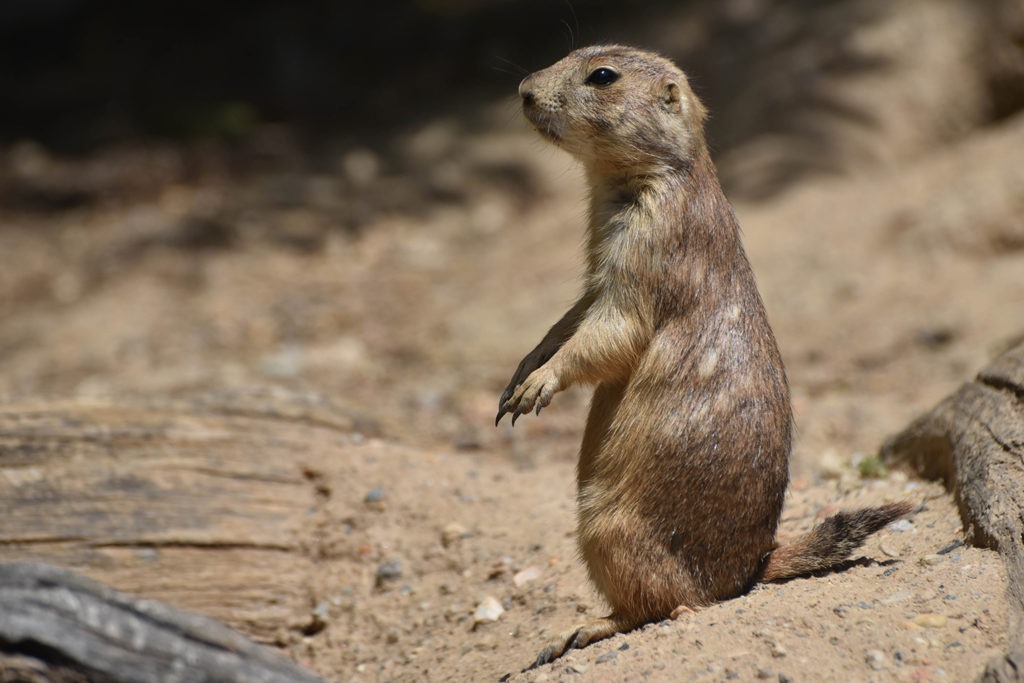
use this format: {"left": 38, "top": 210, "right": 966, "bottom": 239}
{"left": 913, "top": 613, "right": 947, "bottom": 628}
{"left": 595, "top": 650, "right": 618, "bottom": 664}
{"left": 769, "top": 641, "right": 788, "bottom": 658}
{"left": 881, "top": 591, "right": 914, "bottom": 605}
{"left": 919, "top": 554, "right": 944, "bottom": 566}
{"left": 879, "top": 541, "right": 900, "bottom": 557}
{"left": 819, "top": 448, "right": 845, "bottom": 478}
{"left": 364, "top": 487, "right": 387, "bottom": 505}
{"left": 375, "top": 560, "right": 403, "bottom": 587}
{"left": 866, "top": 649, "right": 886, "bottom": 670}
{"left": 890, "top": 519, "right": 913, "bottom": 532}
{"left": 513, "top": 566, "right": 543, "bottom": 587}
{"left": 756, "top": 667, "right": 775, "bottom": 679}
{"left": 441, "top": 522, "right": 468, "bottom": 548}
{"left": 473, "top": 596, "right": 504, "bottom": 624}
{"left": 303, "top": 601, "right": 329, "bottom": 636}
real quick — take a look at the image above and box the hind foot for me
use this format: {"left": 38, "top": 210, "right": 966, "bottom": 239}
{"left": 528, "top": 616, "right": 623, "bottom": 670}
{"left": 670, "top": 604, "right": 697, "bottom": 619}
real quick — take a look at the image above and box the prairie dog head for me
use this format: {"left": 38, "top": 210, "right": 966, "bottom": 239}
{"left": 518, "top": 45, "right": 708, "bottom": 176}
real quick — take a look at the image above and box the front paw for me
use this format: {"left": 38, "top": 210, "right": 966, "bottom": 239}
{"left": 496, "top": 367, "right": 559, "bottom": 426}
{"left": 497, "top": 346, "right": 557, "bottom": 413}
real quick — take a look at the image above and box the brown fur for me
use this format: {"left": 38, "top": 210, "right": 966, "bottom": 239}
{"left": 495, "top": 45, "right": 912, "bottom": 667}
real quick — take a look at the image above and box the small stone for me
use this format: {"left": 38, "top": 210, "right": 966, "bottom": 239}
{"left": 879, "top": 541, "right": 900, "bottom": 558}
{"left": 819, "top": 448, "right": 845, "bottom": 479}
{"left": 441, "top": 523, "right": 468, "bottom": 548}
{"left": 881, "top": 591, "right": 914, "bottom": 605}
{"left": 756, "top": 667, "right": 774, "bottom": 679}
{"left": 769, "top": 641, "right": 787, "bottom": 658}
{"left": 778, "top": 674, "right": 793, "bottom": 683}
{"left": 595, "top": 650, "right": 618, "bottom": 664}
{"left": 913, "top": 613, "right": 947, "bottom": 628}
{"left": 566, "top": 663, "right": 588, "bottom": 674}
{"left": 473, "top": 596, "right": 504, "bottom": 624}
{"left": 475, "top": 634, "right": 499, "bottom": 650}
{"left": 890, "top": 519, "right": 913, "bottom": 532}
{"left": 919, "top": 554, "right": 943, "bottom": 566}
{"left": 364, "top": 487, "right": 387, "bottom": 504}
{"left": 866, "top": 649, "right": 886, "bottom": 670}
{"left": 376, "top": 560, "right": 403, "bottom": 587}
{"left": 513, "top": 566, "right": 543, "bottom": 587}
{"left": 302, "top": 601, "right": 329, "bottom": 636}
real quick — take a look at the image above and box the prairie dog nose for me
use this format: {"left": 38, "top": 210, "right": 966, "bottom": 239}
{"left": 519, "top": 76, "right": 536, "bottom": 106}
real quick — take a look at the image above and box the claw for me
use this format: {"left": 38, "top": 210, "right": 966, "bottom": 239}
{"left": 511, "top": 410, "right": 521, "bottom": 426}
{"left": 528, "top": 646, "right": 555, "bottom": 671}
{"left": 496, "top": 386, "right": 518, "bottom": 427}
{"left": 568, "top": 628, "right": 588, "bottom": 650}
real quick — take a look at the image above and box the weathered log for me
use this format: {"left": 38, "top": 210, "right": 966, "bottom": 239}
{"left": 0, "top": 388, "right": 382, "bottom": 679}
{"left": 0, "top": 390, "right": 368, "bottom": 642}
{"left": 882, "top": 339, "right": 1024, "bottom": 682}
{"left": 0, "top": 562, "right": 324, "bottom": 683}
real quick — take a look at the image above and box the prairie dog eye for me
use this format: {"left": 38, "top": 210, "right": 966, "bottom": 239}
{"left": 585, "top": 67, "right": 619, "bottom": 87}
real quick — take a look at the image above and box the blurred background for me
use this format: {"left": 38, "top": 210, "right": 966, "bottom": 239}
{"left": 1, "top": 0, "right": 1023, "bottom": 465}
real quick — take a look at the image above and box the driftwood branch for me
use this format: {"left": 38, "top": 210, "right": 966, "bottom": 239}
{"left": 882, "top": 340, "right": 1024, "bottom": 682}
{"left": 0, "top": 562, "right": 323, "bottom": 683}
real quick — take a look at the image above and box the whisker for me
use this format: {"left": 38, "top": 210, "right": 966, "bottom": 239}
{"left": 494, "top": 55, "right": 530, "bottom": 77}
{"left": 560, "top": 19, "right": 575, "bottom": 52}
{"left": 563, "top": 0, "right": 581, "bottom": 49}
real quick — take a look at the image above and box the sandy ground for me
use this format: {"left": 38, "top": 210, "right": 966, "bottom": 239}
{"left": 1, "top": 3, "right": 1023, "bottom": 679}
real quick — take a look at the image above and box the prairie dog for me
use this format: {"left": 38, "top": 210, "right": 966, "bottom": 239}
{"left": 495, "top": 45, "right": 912, "bottom": 667}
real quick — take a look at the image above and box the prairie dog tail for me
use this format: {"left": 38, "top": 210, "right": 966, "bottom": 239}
{"left": 759, "top": 501, "right": 916, "bottom": 583}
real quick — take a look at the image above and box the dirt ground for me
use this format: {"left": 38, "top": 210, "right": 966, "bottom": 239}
{"left": 2, "top": 1, "right": 1024, "bottom": 681}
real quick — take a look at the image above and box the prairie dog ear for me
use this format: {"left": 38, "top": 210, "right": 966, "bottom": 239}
{"left": 661, "top": 80, "right": 682, "bottom": 113}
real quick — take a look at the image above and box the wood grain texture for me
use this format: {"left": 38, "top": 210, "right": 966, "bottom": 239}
{"left": 0, "top": 389, "right": 366, "bottom": 645}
